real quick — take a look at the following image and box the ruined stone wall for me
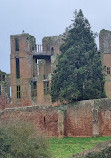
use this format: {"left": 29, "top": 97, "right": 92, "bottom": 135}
{"left": 42, "top": 35, "right": 63, "bottom": 74}
{"left": 10, "top": 34, "right": 36, "bottom": 106}
{"left": 98, "top": 99, "right": 111, "bottom": 136}
{"left": 37, "top": 81, "right": 51, "bottom": 106}
{"left": 0, "top": 106, "right": 59, "bottom": 137}
{"left": 35, "top": 35, "right": 63, "bottom": 106}
{"left": 64, "top": 101, "right": 93, "bottom": 137}
{"left": 38, "top": 35, "right": 63, "bottom": 82}
{"left": 38, "top": 59, "right": 51, "bottom": 81}
{"left": 99, "top": 29, "right": 111, "bottom": 98}
{"left": 0, "top": 71, "right": 10, "bottom": 110}
{"left": 1, "top": 99, "right": 111, "bottom": 137}
{"left": 42, "top": 35, "right": 63, "bottom": 55}
{"left": 10, "top": 33, "right": 58, "bottom": 107}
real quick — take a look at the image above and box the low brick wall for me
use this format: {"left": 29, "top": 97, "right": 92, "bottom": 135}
{"left": 0, "top": 106, "right": 59, "bottom": 137}
{"left": 64, "top": 100, "right": 93, "bottom": 137}
{"left": 0, "top": 98, "right": 111, "bottom": 137}
{"left": 98, "top": 99, "right": 111, "bottom": 136}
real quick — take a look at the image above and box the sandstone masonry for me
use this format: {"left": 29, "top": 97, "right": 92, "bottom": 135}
{"left": 1, "top": 99, "right": 111, "bottom": 137}
{"left": 10, "top": 33, "right": 63, "bottom": 107}
{"left": 0, "top": 30, "right": 111, "bottom": 137}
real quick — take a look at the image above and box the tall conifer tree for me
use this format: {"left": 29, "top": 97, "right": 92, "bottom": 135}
{"left": 51, "top": 9, "right": 105, "bottom": 102}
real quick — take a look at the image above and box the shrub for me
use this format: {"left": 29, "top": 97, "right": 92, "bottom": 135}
{"left": 85, "top": 146, "right": 111, "bottom": 158}
{"left": 0, "top": 120, "right": 52, "bottom": 158}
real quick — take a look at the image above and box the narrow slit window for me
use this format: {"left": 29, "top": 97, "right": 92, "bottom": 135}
{"left": 44, "top": 117, "right": 46, "bottom": 129}
{"left": 17, "top": 85, "right": 21, "bottom": 98}
{"left": 33, "top": 58, "right": 37, "bottom": 77}
{"left": 31, "top": 82, "right": 37, "bottom": 97}
{"left": 15, "top": 38, "right": 19, "bottom": 51}
{"left": 16, "top": 58, "right": 20, "bottom": 79}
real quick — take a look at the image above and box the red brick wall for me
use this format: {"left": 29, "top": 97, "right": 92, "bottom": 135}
{"left": 1, "top": 99, "right": 111, "bottom": 137}
{"left": 98, "top": 99, "right": 111, "bottom": 136}
{"left": 99, "top": 30, "right": 111, "bottom": 98}
{"left": 99, "top": 110, "right": 111, "bottom": 136}
{"left": 0, "top": 106, "right": 59, "bottom": 137}
{"left": 0, "top": 100, "right": 94, "bottom": 137}
{"left": 64, "top": 102, "right": 93, "bottom": 137}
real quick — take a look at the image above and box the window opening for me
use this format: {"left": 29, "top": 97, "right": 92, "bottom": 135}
{"left": 37, "top": 59, "right": 39, "bottom": 77}
{"left": 0, "top": 74, "right": 1, "bottom": 81}
{"left": 32, "top": 46, "right": 35, "bottom": 50}
{"left": 31, "top": 82, "right": 37, "bottom": 97}
{"left": 2, "top": 74, "right": 5, "bottom": 81}
{"left": 10, "top": 86, "right": 11, "bottom": 98}
{"left": 44, "top": 116, "right": 46, "bottom": 129}
{"left": 15, "top": 38, "right": 19, "bottom": 51}
{"left": 43, "top": 74, "right": 46, "bottom": 80}
{"left": 104, "top": 66, "right": 106, "bottom": 72}
{"left": 0, "top": 85, "right": 1, "bottom": 95}
{"left": 17, "top": 85, "right": 21, "bottom": 98}
{"left": 44, "top": 81, "right": 49, "bottom": 95}
{"left": 33, "top": 58, "right": 37, "bottom": 77}
{"left": 16, "top": 58, "right": 20, "bottom": 79}
{"left": 51, "top": 47, "right": 54, "bottom": 53}
{"left": 107, "top": 67, "right": 110, "bottom": 74}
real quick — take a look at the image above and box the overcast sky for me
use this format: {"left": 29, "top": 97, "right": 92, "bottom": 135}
{"left": 0, "top": 0, "right": 111, "bottom": 73}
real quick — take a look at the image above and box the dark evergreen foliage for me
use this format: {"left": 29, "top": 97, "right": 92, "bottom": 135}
{"left": 51, "top": 9, "right": 106, "bottom": 102}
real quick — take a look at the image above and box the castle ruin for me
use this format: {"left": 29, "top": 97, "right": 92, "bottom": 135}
{"left": 10, "top": 33, "right": 63, "bottom": 106}
{"left": 0, "top": 30, "right": 111, "bottom": 137}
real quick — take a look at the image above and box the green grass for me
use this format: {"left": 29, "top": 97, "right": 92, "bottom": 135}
{"left": 48, "top": 136, "right": 111, "bottom": 158}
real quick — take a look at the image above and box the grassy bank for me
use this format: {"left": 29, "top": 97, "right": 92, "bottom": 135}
{"left": 48, "top": 137, "right": 111, "bottom": 158}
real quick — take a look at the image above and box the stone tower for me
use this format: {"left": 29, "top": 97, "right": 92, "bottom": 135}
{"left": 99, "top": 29, "right": 111, "bottom": 98}
{"left": 10, "top": 33, "right": 37, "bottom": 106}
{"left": 10, "top": 33, "right": 63, "bottom": 106}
